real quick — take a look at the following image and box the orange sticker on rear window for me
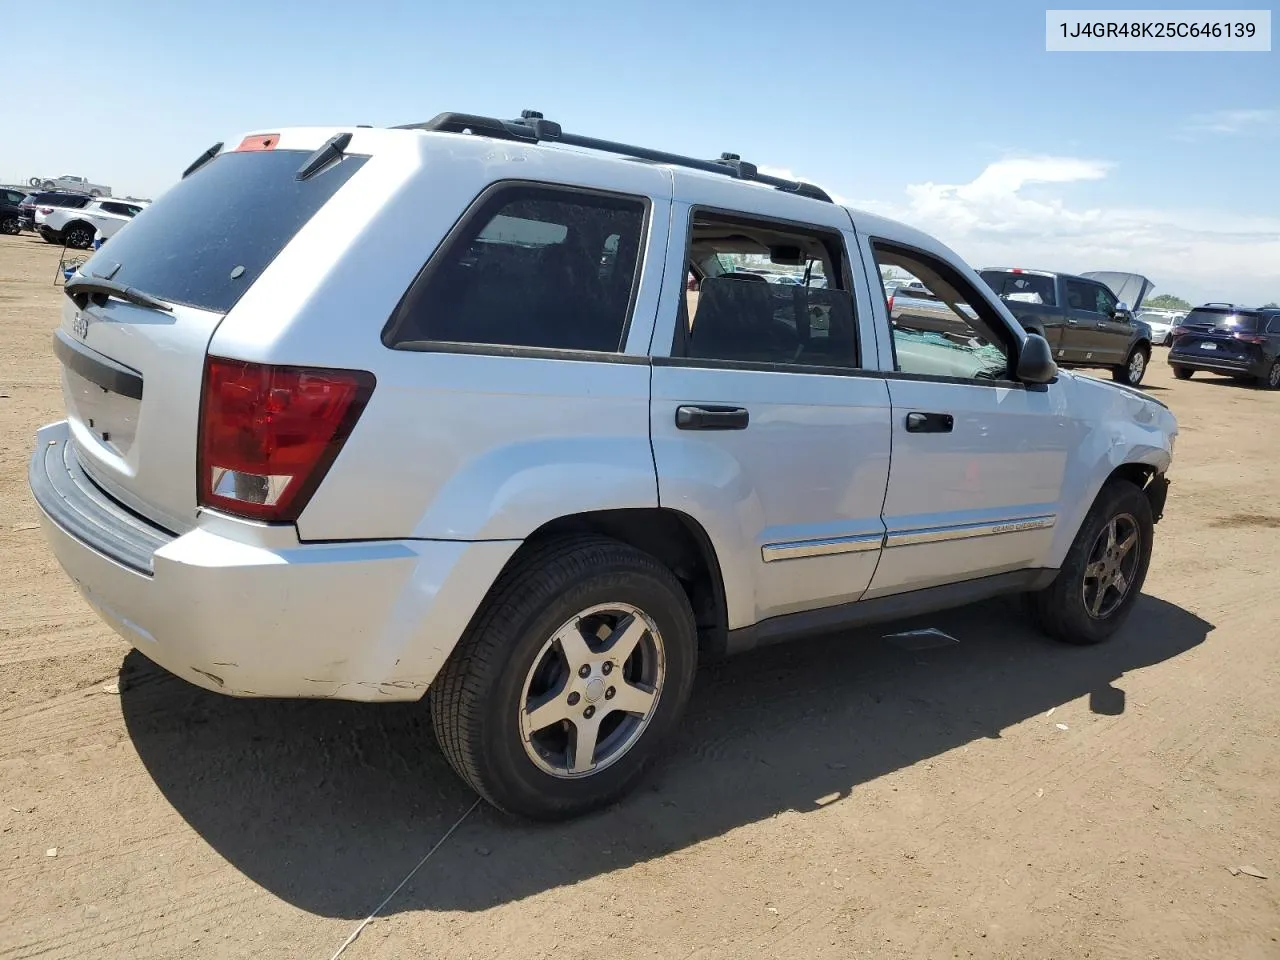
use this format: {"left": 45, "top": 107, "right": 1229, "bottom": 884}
{"left": 235, "top": 134, "right": 279, "bottom": 152}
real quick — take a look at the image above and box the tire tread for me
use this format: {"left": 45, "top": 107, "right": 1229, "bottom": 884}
{"left": 429, "top": 535, "right": 692, "bottom": 816}
{"left": 1028, "top": 479, "right": 1153, "bottom": 645}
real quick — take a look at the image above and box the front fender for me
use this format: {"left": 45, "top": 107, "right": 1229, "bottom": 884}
{"left": 1043, "top": 374, "right": 1176, "bottom": 567}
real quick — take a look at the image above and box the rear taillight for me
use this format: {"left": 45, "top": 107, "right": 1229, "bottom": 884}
{"left": 197, "top": 358, "right": 374, "bottom": 523}
{"left": 38, "top": 206, "right": 53, "bottom": 214}
{"left": 1233, "top": 332, "right": 1266, "bottom": 344}
{"left": 886, "top": 294, "right": 895, "bottom": 314}
{"left": 1172, "top": 326, "right": 1189, "bottom": 338}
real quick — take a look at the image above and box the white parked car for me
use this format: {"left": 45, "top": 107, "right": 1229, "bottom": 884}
{"left": 28, "top": 111, "right": 1177, "bottom": 819}
{"left": 1136, "top": 309, "right": 1180, "bottom": 346}
{"left": 37, "top": 198, "right": 148, "bottom": 248}
{"left": 30, "top": 174, "right": 112, "bottom": 197}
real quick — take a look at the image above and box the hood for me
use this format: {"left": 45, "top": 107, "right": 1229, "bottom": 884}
{"left": 1081, "top": 271, "right": 1154, "bottom": 312}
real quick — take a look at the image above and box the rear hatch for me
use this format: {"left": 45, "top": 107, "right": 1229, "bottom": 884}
{"left": 1172, "top": 306, "right": 1266, "bottom": 362}
{"left": 55, "top": 144, "right": 368, "bottom": 533}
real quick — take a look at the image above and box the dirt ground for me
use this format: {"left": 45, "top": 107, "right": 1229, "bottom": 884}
{"left": 1, "top": 231, "right": 1277, "bottom": 960}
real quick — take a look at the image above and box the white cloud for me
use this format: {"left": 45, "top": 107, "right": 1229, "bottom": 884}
{"left": 1181, "top": 108, "right": 1279, "bottom": 136}
{"left": 853, "top": 156, "right": 1280, "bottom": 306}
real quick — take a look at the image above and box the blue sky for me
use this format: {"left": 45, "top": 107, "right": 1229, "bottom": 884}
{"left": 7, "top": 0, "right": 1277, "bottom": 303}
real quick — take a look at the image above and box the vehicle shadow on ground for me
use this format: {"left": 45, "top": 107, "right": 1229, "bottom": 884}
{"left": 120, "top": 593, "right": 1210, "bottom": 919}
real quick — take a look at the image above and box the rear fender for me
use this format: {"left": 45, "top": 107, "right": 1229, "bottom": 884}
{"left": 408, "top": 436, "right": 660, "bottom": 541}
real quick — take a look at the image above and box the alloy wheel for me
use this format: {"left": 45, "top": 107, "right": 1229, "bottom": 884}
{"left": 518, "top": 602, "right": 666, "bottom": 779}
{"left": 1081, "top": 513, "right": 1141, "bottom": 619}
{"left": 1128, "top": 350, "right": 1146, "bottom": 383}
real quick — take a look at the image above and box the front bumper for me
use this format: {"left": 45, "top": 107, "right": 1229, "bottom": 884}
{"left": 29, "top": 421, "right": 518, "bottom": 702}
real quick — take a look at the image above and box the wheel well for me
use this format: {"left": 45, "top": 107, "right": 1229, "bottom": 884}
{"left": 523, "top": 509, "right": 729, "bottom": 657}
{"left": 1108, "top": 462, "right": 1154, "bottom": 490}
{"left": 1132, "top": 340, "right": 1151, "bottom": 357}
{"left": 63, "top": 219, "right": 92, "bottom": 233}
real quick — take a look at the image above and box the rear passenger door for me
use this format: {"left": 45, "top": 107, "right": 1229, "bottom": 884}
{"left": 649, "top": 177, "right": 892, "bottom": 631}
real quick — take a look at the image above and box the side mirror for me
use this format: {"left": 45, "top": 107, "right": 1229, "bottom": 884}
{"left": 1112, "top": 300, "right": 1132, "bottom": 320}
{"left": 1016, "top": 333, "right": 1057, "bottom": 384}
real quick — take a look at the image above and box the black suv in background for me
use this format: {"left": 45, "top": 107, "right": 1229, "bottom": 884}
{"left": 1169, "top": 304, "right": 1280, "bottom": 389}
{"left": 1, "top": 187, "right": 25, "bottom": 234}
{"left": 16, "top": 190, "right": 91, "bottom": 231}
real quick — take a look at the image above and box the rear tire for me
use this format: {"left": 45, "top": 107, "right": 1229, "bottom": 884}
{"left": 1026, "top": 480, "right": 1153, "bottom": 645}
{"left": 430, "top": 535, "right": 698, "bottom": 820}
{"left": 0, "top": 216, "right": 18, "bottom": 236}
{"left": 1259, "top": 361, "right": 1280, "bottom": 390}
{"left": 1171, "top": 366, "right": 1193, "bottom": 380}
{"left": 1112, "top": 346, "right": 1149, "bottom": 386}
{"left": 63, "top": 223, "right": 94, "bottom": 249}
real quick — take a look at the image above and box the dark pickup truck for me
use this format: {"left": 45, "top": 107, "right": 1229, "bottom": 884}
{"left": 976, "top": 268, "right": 1155, "bottom": 386}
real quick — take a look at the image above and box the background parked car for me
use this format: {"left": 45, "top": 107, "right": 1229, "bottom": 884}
{"left": 1, "top": 193, "right": 22, "bottom": 235}
{"left": 1136, "top": 308, "right": 1182, "bottom": 346}
{"left": 18, "top": 190, "right": 91, "bottom": 231}
{"left": 28, "top": 174, "right": 111, "bottom": 197}
{"left": 37, "top": 198, "right": 148, "bottom": 248}
{"left": 1168, "top": 304, "right": 1280, "bottom": 389}
{"left": 977, "top": 268, "right": 1155, "bottom": 386}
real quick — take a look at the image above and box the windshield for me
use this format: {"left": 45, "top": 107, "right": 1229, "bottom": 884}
{"left": 979, "top": 270, "right": 1057, "bottom": 307}
{"left": 80, "top": 148, "right": 367, "bottom": 313}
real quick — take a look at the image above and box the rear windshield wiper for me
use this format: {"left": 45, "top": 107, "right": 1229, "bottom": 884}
{"left": 296, "top": 132, "right": 353, "bottom": 181}
{"left": 65, "top": 275, "right": 172, "bottom": 312}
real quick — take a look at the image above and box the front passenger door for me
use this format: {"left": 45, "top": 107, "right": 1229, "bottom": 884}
{"left": 1090, "top": 281, "right": 1132, "bottom": 365}
{"left": 863, "top": 238, "right": 1073, "bottom": 597}
{"left": 1063, "top": 279, "right": 1109, "bottom": 364}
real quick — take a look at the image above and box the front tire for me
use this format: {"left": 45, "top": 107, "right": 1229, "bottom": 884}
{"left": 1112, "top": 346, "right": 1149, "bottom": 386}
{"left": 430, "top": 536, "right": 698, "bottom": 820}
{"left": 0, "top": 216, "right": 18, "bottom": 236}
{"left": 1026, "top": 480, "right": 1153, "bottom": 645}
{"left": 1172, "top": 366, "right": 1193, "bottom": 380}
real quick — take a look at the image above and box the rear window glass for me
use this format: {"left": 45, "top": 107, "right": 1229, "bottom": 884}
{"left": 1184, "top": 308, "right": 1260, "bottom": 332}
{"left": 979, "top": 271, "right": 1057, "bottom": 307}
{"left": 385, "top": 185, "right": 647, "bottom": 353}
{"left": 79, "top": 149, "right": 367, "bottom": 313}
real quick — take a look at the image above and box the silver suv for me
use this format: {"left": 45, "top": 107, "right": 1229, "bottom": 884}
{"left": 29, "top": 111, "right": 1177, "bottom": 819}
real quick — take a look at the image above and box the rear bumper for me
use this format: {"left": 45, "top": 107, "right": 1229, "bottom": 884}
{"left": 1167, "top": 351, "right": 1264, "bottom": 376}
{"left": 28, "top": 421, "right": 519, "bottom": 702}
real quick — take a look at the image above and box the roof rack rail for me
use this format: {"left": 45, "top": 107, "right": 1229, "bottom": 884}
{"left": 393, "top": 109, "right": 833, "bottom": 203}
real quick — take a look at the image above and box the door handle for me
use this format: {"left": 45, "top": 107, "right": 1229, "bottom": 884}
{"left": 675, "top": 405, "right": 750, "bottom": 431}
{"left": 905, "top": 411, "right": 953, "bottom": 433}
{"left": 1066, "top": 317, "right": 1079, "bottom": 324}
